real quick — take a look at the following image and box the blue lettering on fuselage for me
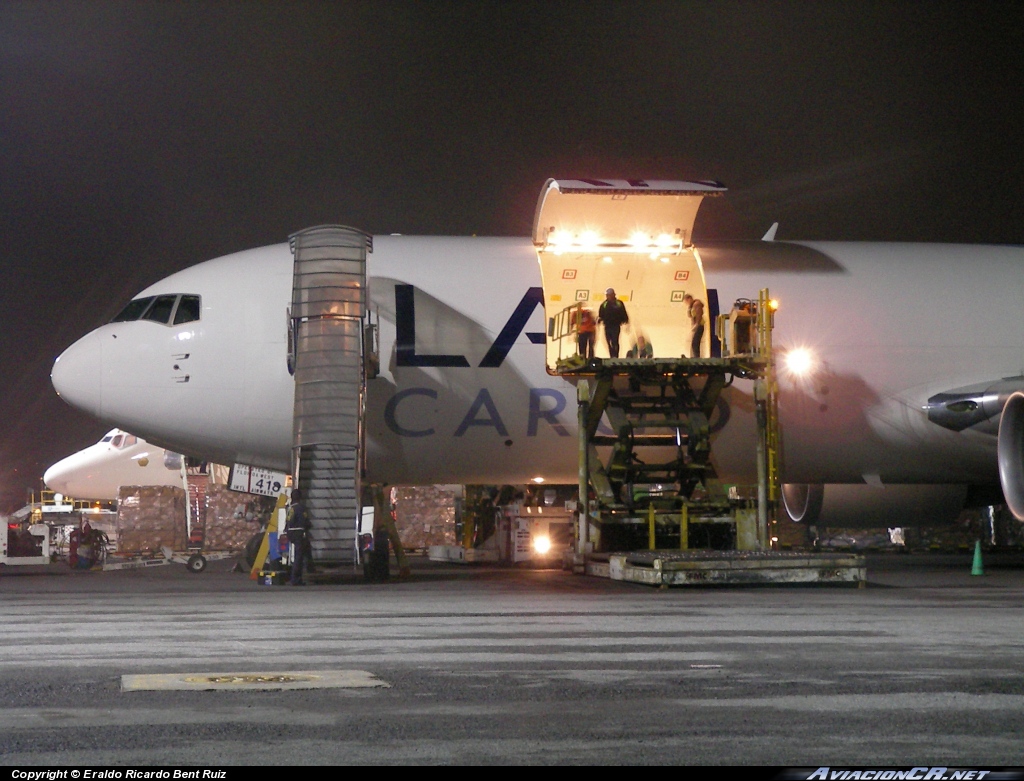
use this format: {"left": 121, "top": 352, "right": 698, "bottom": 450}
{"left": 478, "top": 287, "right": 546, "bottom": 366}
{"left": 394, "top": 285, "right": 718, "bottom": 365}
{"left": 383, "top": 388, "right": 437, "bottom": 437}
{"left": 385, "top": 387, "right": 571, "bottom": 438}
{"left": 395, "top": 285, "right": 545, "bottom": 368}
{"left": 454, "top": 389, "right": 509, "bottom": 436}
{"left": 385, "top": 286, "right": 730, "bottom": 437}
{"left": 394, "top": 285, "right": 470, "bottom": 367}
{"left": 528, "top": 388, "right": 569, "bottom": 436}
{"left": 384, "top": 386, "right": 732, "bottom": 438}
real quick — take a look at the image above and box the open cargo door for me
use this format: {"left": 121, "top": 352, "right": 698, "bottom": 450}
{"left": 532, "top": 178, "right": 724, "bottom": 371}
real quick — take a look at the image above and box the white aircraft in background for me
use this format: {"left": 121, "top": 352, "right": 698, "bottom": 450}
{"left": 48, "top": 179, "right": 1024, "bottom": 527}
{"left": 43, "top": 429, "right": 184, "bottom": 501}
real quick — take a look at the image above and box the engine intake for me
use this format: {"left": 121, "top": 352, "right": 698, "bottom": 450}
{"left": 997, "top": 391, "right": 1024, "bottom": 520}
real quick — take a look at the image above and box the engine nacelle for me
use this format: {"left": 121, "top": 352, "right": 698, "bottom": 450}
{"left": 926, "top": 376, "right": 1024, "bottom": 434}
{"left": 780, "top": 483, "right": 823, "bottom": 523}
{"left": 997, "top": 391, "right": 1024, "bottom": 520}
{"left": 781, "top": 483, "right": 967, "bottom": 528}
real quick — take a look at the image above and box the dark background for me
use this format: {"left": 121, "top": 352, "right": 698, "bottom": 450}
{"left": 2, "top": 1, "right": 1022, "bottom": 510}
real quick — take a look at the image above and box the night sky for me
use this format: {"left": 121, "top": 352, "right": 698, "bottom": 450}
{"left": 2, "top": 1, "right": 1022, "bottom": 510}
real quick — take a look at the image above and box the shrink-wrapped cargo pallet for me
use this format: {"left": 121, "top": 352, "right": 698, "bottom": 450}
{"left": 204, "top": 484, "right": 274, "bottom": 551}
{"left": 116, "top": 486, "right": 188, "bottom": 554}
{"left": 393, "top": 486, "right": 458, "bottom": 549}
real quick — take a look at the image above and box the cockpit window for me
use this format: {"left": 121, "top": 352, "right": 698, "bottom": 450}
{"left": 173, "top": 295, "right": 201, "bottom": 325}
{"left": 110, "top": 294, "right": 202, "bottom": 326}
{"left": 111, "top": 434, "right": 124, "bottom": 448}
{"left": 143, "top": 295, "right": 178, "bottom": 324}
{"left": 111, "top": 297, "right": 154, "bottom": 322}
{"left": 101, "top": 435, "right": 113, "bottom": 442}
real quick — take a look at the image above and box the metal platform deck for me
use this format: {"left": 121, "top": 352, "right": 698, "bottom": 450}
{"left": 576, "top": 549, "right": 866, "bottom": 586}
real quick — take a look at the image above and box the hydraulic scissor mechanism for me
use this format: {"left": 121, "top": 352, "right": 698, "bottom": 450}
{"left": 583, "top": 363, "right": 734, "bottom": 511}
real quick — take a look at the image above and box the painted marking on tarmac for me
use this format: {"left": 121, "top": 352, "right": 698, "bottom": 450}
{"left": 121, "top": 670, "right": 390, "bottom": 692}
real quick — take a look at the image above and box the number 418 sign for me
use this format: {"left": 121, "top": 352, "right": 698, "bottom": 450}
{"left": 229, "top": 463, "right": 287, "bottom": 498}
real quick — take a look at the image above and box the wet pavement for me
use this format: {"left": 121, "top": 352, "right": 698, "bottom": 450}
{"left": 1, "top": 551, "right": 1023, "bottom": 765}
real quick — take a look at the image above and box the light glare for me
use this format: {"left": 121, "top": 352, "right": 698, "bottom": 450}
{"left": 784, "top": 348, "right": 814, "bottom": 376}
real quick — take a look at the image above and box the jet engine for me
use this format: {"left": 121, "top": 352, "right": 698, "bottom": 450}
{"left": 997, "top": 391, "right": 1024, "bottom": 520}
{"left": 780, "top": 483, "right": 967, "bottom": 527}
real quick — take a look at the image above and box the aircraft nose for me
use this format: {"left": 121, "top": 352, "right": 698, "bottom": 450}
{"left": 42, "top": 461, "right": 70, "bottom": 495}
{"left": 51, "top": 333, "right": 103, "bottom": 418}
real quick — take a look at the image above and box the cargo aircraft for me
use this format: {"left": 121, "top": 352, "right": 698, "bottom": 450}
{"left": 49, "top": 179, "right": 1024, "bottom": 527}
{"left": 43, "top": 429, "right": 184, "bottom": 501}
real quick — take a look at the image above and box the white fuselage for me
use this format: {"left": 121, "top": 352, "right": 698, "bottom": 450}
{"left": 51, "top": 237, "right": 1024, "bottom": 488}
{"left": 43, "top": 429, "right": 183, "bottom": 500}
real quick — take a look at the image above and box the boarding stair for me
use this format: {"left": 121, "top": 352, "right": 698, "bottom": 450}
{"left": 289, "top": 225, "right": 372, "bottom": 565}
{"left": 183, "top": 468, "right": 208, "bottom": 546}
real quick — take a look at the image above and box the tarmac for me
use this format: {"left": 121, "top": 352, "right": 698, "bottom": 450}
{"left": 1, "top": 551, "right": 1023, "bottom": 766}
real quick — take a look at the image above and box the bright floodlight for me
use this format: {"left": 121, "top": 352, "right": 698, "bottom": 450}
{"left": 784, "top": 347, "right": 815, "bottom": 376}
{"left": 579, "top": 230, "right": 600, "bottom": 250}
{"left": 549, "top": 230, "right": 572, "bottom": 247}
{"left": 531, "top": 476, "right": 545, "bottom": 483}
{"left": 532, "top": 535, "right": 552, "bottom": 555}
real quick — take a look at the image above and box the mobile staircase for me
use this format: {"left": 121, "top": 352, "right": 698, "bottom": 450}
{"left": 289, "top": 225, "right": 372, "bottom": 566}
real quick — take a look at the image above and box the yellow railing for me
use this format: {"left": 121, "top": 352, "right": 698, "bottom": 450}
{"left": 550, "top": 301, "right": 586, "bottom": 363}
{"left": 757, "top": 289, "right": 780, "bottom": 506}
{"left": 28, "top": 490, "right": 106, "bottom": 524}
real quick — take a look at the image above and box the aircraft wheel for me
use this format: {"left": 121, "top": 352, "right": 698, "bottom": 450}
{"left": 186, "top": 554, "right": 207, "bottom": 574}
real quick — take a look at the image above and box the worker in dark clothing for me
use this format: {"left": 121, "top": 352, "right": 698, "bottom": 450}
{"left": 286, "top": 489, "right": 312, "bottom": 585}
{"left": 598, "top": 288, "right": 629, "bottom": 358}
{"left": 683, "top": 294, "right": 706, "bottom": 358}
